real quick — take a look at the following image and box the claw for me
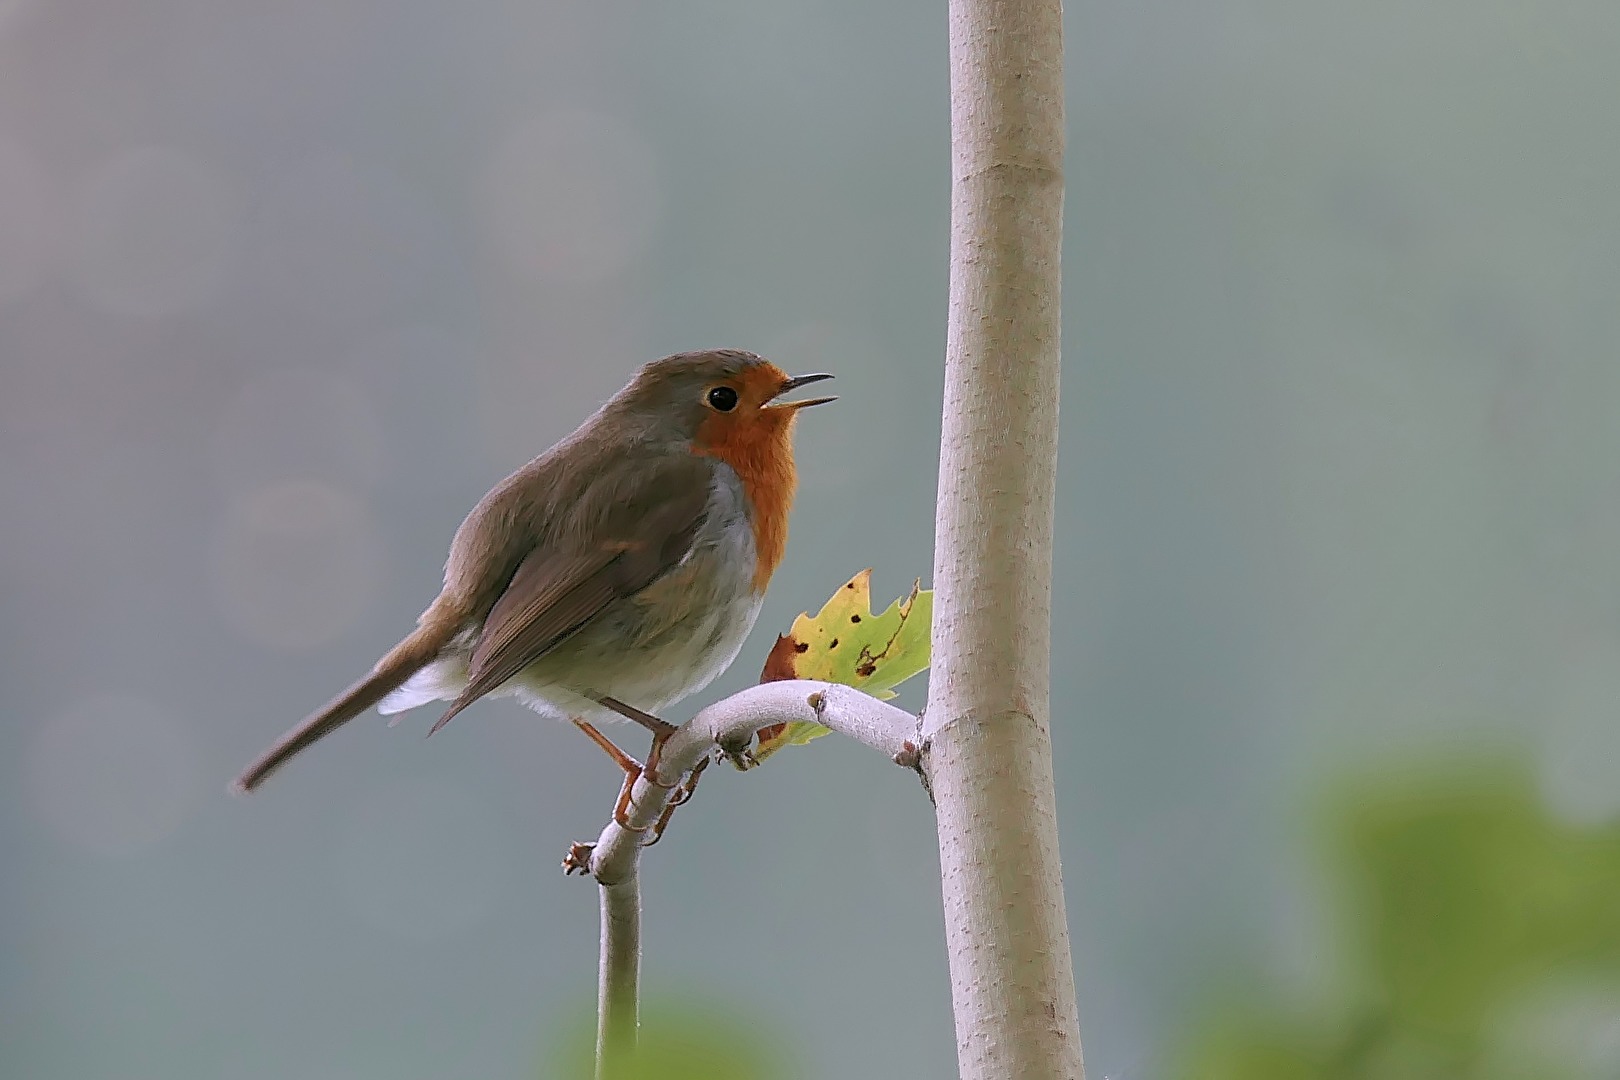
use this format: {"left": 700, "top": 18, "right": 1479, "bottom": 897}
{"left": 640, "top": 757, "right": 708, "bottom": 847}
{"left": 669, "top": 757, "right": 708, "bottom": 808}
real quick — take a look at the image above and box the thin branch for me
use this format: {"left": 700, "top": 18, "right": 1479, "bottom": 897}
{"left": 595, "top": 878, "right": 639, "bottom": 1078}
{"left": 583, "top": 681, "right": 920, "bottom": 884}
{"left": 574, "top": 680, "right": 920, "bottom": 1076}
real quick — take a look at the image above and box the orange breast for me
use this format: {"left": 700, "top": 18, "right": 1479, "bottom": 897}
{"left": 694, "top": 408, "right": 798, "bottom": 594}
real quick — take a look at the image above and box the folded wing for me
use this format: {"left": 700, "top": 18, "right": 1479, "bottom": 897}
{"left": 428, "top": 455, "right": 714, "bottom": 734}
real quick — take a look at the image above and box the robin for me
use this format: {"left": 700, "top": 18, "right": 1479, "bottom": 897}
{"left": 233, "top": 350, "right": 833, "bottom": 831}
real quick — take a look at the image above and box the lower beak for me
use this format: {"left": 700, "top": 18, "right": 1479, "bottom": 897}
{"left": 768, "top": 372, "right": 836, "bottom": 410}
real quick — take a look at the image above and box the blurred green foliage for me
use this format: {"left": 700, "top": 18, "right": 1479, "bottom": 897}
{"left": 546, "top": 998, "right": 792, "bottom": 1080}
{"left": 1179, "top": 757, "right": 1620, "bottom": 1079}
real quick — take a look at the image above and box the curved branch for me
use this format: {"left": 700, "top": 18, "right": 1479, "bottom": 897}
{"left": 586, "top": 681, "right": 920, "bottom": 884}
{"left": 574, "top": 680, "right": 919, "bottom": 1077}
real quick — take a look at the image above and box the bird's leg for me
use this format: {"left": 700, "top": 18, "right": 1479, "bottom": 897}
{"left": 594, "top": 695, "right": 680, "bottom": 786}
{"left": 595, "top": 695, "right": 677, "bottom": 737}
{"left": 570, "top": 717, "right": 691, "bottom": 844}
{"left": 571, "top": 719, "right": 649, "bottom": 834}
{"left": 586, "top": 698, "right": 712, "bottom": 844}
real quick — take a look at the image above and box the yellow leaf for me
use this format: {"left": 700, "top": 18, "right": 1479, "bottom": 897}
{"left": 753, "top": 569, "right": 931, "bottom": 760}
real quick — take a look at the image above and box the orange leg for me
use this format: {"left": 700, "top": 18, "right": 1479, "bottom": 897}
{"left": 571, "top": 718, "right": 692, "bottom": 845}
{"left": 591, "top": 696, "right": 686, "bottom": 787}
{"left": 572, "top": 719, "right": 649, "bottom": 834}
{"left": 596, "top": 695, "right": 678, "bottom": 738}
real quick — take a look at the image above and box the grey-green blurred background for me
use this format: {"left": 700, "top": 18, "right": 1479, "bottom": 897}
{"left": 4, "top": 2, "right": 1619, "bottom": 1078}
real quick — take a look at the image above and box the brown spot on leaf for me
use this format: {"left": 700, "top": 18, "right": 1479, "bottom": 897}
{"left": 829, "top": 638, "right": 838, "bottom": 649}
{"left": 856, "top": 661, "right": 877, "bottom": 677}
{"left": 794, "top": 641, "right": 808, "bottom": 653}
{"left": 759, "top": 633, "right": 803, "bottom": 683}
{"left": 850, "top": 614, "right": 861, "bottom": 623}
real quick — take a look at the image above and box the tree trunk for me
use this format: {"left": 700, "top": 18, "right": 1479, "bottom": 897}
{"left": 922, "top": 0, "right": 1082, "bottom": 1077}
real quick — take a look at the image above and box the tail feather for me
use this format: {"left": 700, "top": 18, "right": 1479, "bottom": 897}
{"left": 232, "top": 625, "right": 452, "bottom": 793}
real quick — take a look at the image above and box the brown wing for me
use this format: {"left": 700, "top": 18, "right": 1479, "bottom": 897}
{"left": 427, "top": 455, "right": 714, "bottom": 733}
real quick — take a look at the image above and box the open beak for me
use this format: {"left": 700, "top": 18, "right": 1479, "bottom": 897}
{"left": 767, "top": 372, "right": 836, "bottom": 410}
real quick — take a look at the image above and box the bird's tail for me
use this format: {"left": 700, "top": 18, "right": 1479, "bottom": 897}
{"left": 232, "top": 618, "right": 457, "bottom": 793}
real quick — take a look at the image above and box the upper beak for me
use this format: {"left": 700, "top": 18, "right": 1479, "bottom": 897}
{"left": 768, "top": 372, "right": 836, "bottom": 410}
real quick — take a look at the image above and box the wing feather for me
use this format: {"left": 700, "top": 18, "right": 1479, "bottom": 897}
{"left": 428, "top": 455, "right": 714, "bottom": 733}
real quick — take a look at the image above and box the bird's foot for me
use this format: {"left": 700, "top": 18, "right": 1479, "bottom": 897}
{"left": 639, "top": 756, "right": 708, "bottom": 848}
{"left": 570, "top": 718, "right": 695, "bottom": 847}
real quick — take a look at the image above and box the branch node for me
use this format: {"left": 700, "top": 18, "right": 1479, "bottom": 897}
{"left": 715, "top": 734, "right": 759, "bottom": 772}
{"left": 892, "top": 739, "right": 921, "bottom": 769}
{"left": 562, "top": 841, "right": 595, "bottom": 876}
{"left": 914, "top": 737, "right": 936, "bottom": 805}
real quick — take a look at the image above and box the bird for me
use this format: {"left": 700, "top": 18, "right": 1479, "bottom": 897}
{"left": 232, "top": 349, "right": 833, "bottom": 813}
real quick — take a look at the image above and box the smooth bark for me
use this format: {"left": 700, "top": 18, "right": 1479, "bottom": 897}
{"left": 923, "top": 0, "right": 1083, "bottom": 1076}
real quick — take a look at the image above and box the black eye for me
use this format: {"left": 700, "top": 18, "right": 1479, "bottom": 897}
{"left": 706, "top": 386, "right": 739, "bottom": 412}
